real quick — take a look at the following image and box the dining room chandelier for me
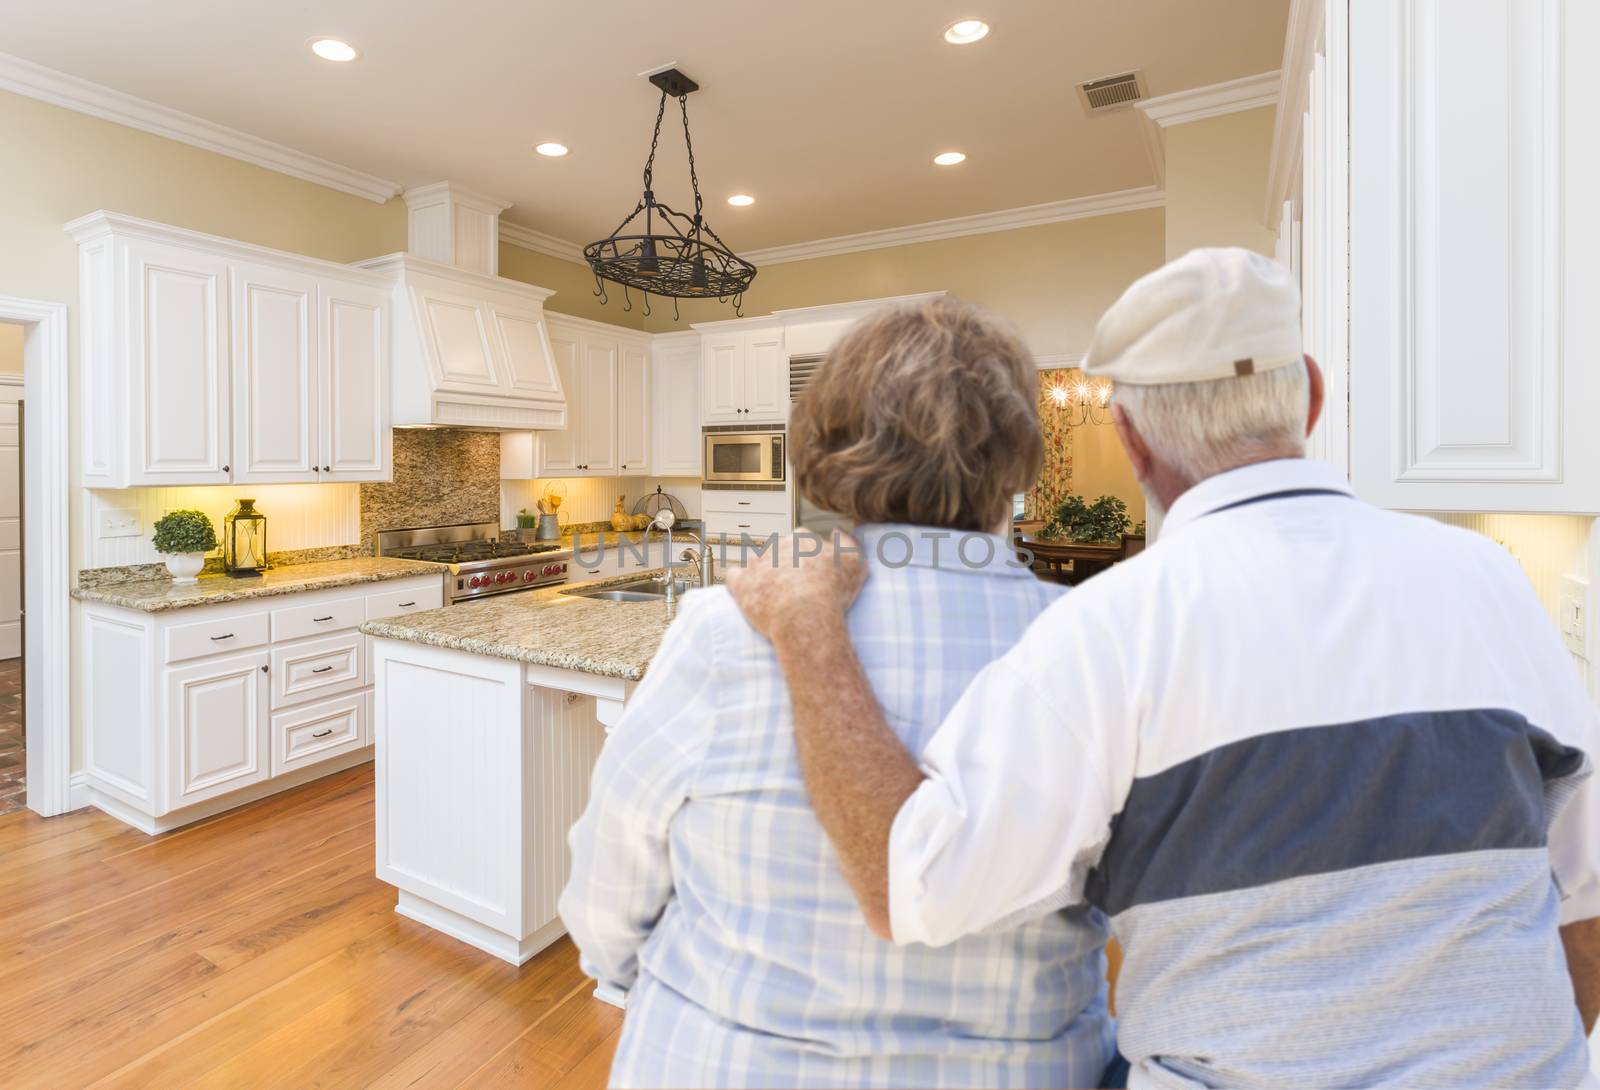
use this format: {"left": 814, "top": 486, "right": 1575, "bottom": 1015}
{"left": 1047, "top": 374, "right": 1114, "bottom": 427}
{"left": 584, "top": 68, "right": 756, "bottom": 319}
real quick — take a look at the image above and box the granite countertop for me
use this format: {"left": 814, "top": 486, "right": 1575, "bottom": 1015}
{"left": 71, "top": 557, "right": 442, "bottom": 612}
{"left": 360, "top": 569, "right": 715, "bottom": 681}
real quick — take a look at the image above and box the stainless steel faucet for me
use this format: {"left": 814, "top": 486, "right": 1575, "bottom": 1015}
{"left": 648, "top": 510, "right": 713, "bottom": 612}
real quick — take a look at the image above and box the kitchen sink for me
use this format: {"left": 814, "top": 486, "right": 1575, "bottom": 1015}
{"left": 563, "top": 577, "right": 690, "bottom": 603}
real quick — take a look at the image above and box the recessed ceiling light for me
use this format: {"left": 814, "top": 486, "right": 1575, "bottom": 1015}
{"left": 309, "top": 38, "right": 359, "bottom": 62}
{"left": 943, "top": 19, "right": 990, "bottom": 45}
{"left": 727, "top": 194, "right": 755, "bottom": 207}
{"left": 535, "top": 142, "right": 569, "bottom": 157}
{"left": 933, "top": 151, "right": 967, "bottom": 166}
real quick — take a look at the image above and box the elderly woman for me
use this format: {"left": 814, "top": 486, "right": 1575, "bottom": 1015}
{"left": 559, "top": 299, "right": 1114, "bottom": 1089}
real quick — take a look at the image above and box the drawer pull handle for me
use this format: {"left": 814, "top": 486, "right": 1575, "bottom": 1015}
{"left": 737, "top": 501, "right": 751, "bottom": 505}
{"left": 311, "top": 728, "right": 334, "bottom": 738}
{"left": 210, "top": 633, "right": 235, "bottom": 641}
{"left": 397, "top": 601, "right": 416, "bottom": 607}
{"left": 312, "top": 615, "right": 334, "bottom": 622}
{"left": 312, "top": 665, "right": 335, "bottom": 674}
{"left": 737, "top": 523, "right": 751, "bottom": 529}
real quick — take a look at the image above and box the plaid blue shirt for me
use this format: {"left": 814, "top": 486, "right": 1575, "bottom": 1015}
{"left": 560, "top": 525, "right": 1114, "bottom": 1089}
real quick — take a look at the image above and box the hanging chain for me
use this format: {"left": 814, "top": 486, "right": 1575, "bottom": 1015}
{"left": 641, "top": 90, "right": 668, "bottom": 192}
{"left": 678, "top": 94, "right": 704, "bottom": 219}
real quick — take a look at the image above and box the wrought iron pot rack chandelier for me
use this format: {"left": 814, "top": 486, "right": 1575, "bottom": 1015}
{"left": 584, "top": 68, "right": 756, "bottom": 319}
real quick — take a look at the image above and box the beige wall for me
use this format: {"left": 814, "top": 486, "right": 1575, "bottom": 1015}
{"left": 0, "top": 322, "right": 22, "bottom": 374}
{"left": 1163, "top": 106, "right": 1277, "bottom": 260}
{"left": 499, "top": 243, "right": 649, "bottom": 329}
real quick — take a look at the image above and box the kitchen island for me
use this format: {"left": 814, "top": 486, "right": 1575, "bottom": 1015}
{"left": 360, "top": 570, "right": 689, "bottom": 967}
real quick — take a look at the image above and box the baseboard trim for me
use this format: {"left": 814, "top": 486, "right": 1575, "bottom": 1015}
{"left": 394, "top": 891, "right": 567, "bottom": 966}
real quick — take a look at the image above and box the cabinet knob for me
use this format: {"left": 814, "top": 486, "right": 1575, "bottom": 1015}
{"left": 260, "top": 665, "right": 269, "bottom": 673}
{"left": 323, "top": 465, "right": 331, "bottom": 473}
{"left": 223, "top": 464, "right": 230, "bottom": 473}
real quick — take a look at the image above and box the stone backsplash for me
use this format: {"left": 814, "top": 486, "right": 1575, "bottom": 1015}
{"left": 358, "top": 428, "right": 502, "bottom": 551}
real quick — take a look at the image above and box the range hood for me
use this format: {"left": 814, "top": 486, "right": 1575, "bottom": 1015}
{"left": 360, "top": 183, "right": 566, "bottom": 431}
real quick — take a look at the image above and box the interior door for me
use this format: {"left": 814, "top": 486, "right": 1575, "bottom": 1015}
{"left": 230, "top": 262, "right": 319, "bottom": 483}
{"left": 701, "top": 334, "right": 744, "bottom": 421}
{"left": 617, "top": 344, "right": 649, "bottom": 474}
{"left": 320, "top": 280, "right": 389, "bottom": 481}
{"left": 578, "top": 338, "right": 618, "bottom": 474}
{"left": 536, "top": 325, "right": 580, "bottom": 475}
{"left": 125, "top": 239, "right": 232, "bottom": 484}
{"left": 0, "top": 381, "right": 19, "bottom": 659}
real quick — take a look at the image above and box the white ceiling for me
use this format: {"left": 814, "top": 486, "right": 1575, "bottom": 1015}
{"left": 2, "top": 0, "right": 1289, "bottom": 252}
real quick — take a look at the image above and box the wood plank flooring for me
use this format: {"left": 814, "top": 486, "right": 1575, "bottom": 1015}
{"left": 0, "top": 763, "right": 620, "bottom": 1088}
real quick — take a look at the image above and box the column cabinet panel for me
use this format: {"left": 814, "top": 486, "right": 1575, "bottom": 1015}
{"left": 124, "top": 239, "right": 232, "bottom": 484}
{"left": 230, "top": 262, "right": 319, "bottom": 483}
{"left": 165, "top": 649, "right": 270, "bottom": 811}
{"left": 535, "top": 328, "right": 581, "bottom": 475}
{"left": 701, "top": 335, "right": 744, "bottom": 422}
{"left": 578, "top": 339, "right": 618, "bottom": 474}
{"left": 743, "top": 330, "right": 787, "bottom": 422}
{"left": 1348, "top": 0, "right": 1599, "bottom": 512}
{"left": 320, "top": 280, "right": 390, "bottom": 481}
{"left": 617, "top": 344, "right": 650, "bottom": 474}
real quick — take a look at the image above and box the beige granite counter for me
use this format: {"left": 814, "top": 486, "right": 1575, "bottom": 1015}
{"left": 72, "top": 557, "right": 442, "bottom": 612}
{"left": 360, "top": 569, "right": 709, "bottom": 681}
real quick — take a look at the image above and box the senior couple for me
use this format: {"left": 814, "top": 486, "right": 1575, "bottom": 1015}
{"left": 560, "top": 249, "right": 1600, "bottom": 1089}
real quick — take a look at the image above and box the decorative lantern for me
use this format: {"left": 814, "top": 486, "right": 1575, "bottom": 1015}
{"left": 223, "top": 499, "right": 268, "bottom": 576}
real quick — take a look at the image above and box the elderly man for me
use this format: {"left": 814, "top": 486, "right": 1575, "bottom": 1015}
{"left": 727, "top": 248, "right": 1600, "bottom": 1089}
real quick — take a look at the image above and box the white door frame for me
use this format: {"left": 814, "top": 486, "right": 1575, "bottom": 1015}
{"left": 0, "top": 296, "right": 72, "bottom": 817}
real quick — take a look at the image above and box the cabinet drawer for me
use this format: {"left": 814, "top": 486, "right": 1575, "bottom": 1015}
{"left": 165, "top": 610, "right": 271, "bottom": 665}
{"left": 271, "top": 632, "right": 365, "bottom": 708}
{"left": 271, "top": 594, "right": 365, "bottom": 643}
{"left": 272, "top": 691, "right": 366, "bottom": 775}
{"left": 705, "top": 510, "right": 791, "bottom": 540}
{"left": 366, "top": 582, "right": 444, "bottom": 621}
{"left": 703, "top": 489, "right": 789, "bottom": 515}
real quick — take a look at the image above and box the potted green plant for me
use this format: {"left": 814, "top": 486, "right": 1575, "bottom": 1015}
{"left": 516, "top": 508, "right": 537, "bottom": 530}
{"left": 151, "top": 509, "right": 217, "bottom": 585}
{"left": 1044, "top": 494, "right": 1132, "bottom": 544}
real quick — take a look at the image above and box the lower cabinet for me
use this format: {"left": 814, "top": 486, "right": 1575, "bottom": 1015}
{"left": 80, "top": 573, "right": 441, "bottom": 834}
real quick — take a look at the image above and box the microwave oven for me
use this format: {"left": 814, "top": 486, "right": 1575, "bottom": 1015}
{"left": 703, "top": 429, "right": 786, "bottom": 485}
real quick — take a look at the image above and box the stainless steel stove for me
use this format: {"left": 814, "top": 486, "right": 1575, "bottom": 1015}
{"left": 375, "top": 522, "right": 571, "bottom": 604}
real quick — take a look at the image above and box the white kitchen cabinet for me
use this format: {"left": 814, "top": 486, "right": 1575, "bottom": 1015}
{"left": 68, "top": 212, "right": 393, "bottom": 488}
{"left": 230, "top": 262, "right": 319, "bottom": 484}
{"left": 532, "top": 327, "right": 580, "bottom": 474}
{"left": 119, "top": 238, "right": 233, "bottom": 485}
{"left": 618, "top": 344, "right": 650, "bottom": 475}
{"left": 1342, "top": 0, "right": 1600, "bottom": 513}
{"left": 701, "top": 327, "right": 787, "bottom": 424}
{"left": 79, "top": 573, "right": 441, "bottom": 834}
{"left": 577, "top": 339, "right": 618, "bottom": 474}
{"left": 651, "top": 334, "right": 702, "bottom": 476}
{"left": 166, "top": 648, "right": 270, "bottom": 810}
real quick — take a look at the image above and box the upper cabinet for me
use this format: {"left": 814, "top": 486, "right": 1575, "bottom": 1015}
{"left": 650, "top": 334, "right": 702, "bottom": 477}
{"left": 617, "top": 343, "right": 650, "bottom": 475}
{"left": 1345, "top": 0, "right": 1600, "bottom": 513}
{"left": 359, "top": 254, "right": 563, "bottom": 431}
{"left": 701, "top": 327, "right": 787, "bottom": 424}
{"left": 68, "top": 213, "right": 392, "bottom": 488}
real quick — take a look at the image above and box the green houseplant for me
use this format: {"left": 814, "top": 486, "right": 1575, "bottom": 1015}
{"left": 516, "top": 508, "right": 537, "bottom": 530}
{"left": 1044, "top": 494, "right": 1132, "bottom": 544}
{"left": 152, "top": 509, "right": 217, "bottom": 585}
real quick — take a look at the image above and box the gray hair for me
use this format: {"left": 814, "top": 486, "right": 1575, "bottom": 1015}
{"left": 1112, "top": 357, "right": 1309, "bottom": 485}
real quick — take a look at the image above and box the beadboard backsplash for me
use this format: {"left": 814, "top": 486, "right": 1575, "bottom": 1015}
{"left": 501, "top": 476, "right": 702, "bottom": 531}
{"left": 85, "top": 484, "right": 361, "bottom": 569}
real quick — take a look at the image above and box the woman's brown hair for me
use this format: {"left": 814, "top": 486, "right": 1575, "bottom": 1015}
{"left": 790, "top": 297, "right": 1042, "bottom": 532}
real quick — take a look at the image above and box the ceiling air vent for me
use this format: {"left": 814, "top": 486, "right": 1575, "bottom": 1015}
{"left": 1076, "top": 71, "right": 1147, "bottom": 114}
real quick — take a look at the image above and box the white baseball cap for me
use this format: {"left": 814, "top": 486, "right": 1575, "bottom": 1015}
{"left": 1083, "top": 247, "right": 1303, "bottom": 385}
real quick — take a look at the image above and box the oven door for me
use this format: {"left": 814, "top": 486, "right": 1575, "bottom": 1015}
{"left": 704, "top": 432, "right": 785, "bottom": 484}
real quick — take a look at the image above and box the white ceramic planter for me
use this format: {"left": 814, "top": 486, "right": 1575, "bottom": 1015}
{"left": 162, "top": 552, "right": 206, "bottom": 585}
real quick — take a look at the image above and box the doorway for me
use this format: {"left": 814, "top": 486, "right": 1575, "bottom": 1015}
{"left": 0, "top": 323, "right": 21, "bottom": 815}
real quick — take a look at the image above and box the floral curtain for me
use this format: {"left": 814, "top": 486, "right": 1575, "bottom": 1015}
{"left": 1025, "top": 368, "right": 1077, "bottom": 520}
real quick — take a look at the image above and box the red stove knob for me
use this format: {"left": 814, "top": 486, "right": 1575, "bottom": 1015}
{"left": 496, "top": 571, "right": 512, "bottom": 584}
{"left": 523, "top": 570, "right": 539, "bottom": 583}
{"left": 467, "top": 575, "right": 483, "bottom": 588}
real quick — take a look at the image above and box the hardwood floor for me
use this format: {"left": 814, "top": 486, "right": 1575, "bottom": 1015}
{"left": 0, "top": 763, "right": 621, "bottom": 1088}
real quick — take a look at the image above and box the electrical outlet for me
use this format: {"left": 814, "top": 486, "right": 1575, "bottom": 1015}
{"left": 97, "top": 507, "right": 141, "bottom": 539}
{"left": 1560, "top": 575, "right": 1588, "bottom": 660}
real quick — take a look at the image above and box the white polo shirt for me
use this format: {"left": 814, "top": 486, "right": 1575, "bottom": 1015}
{"left": 888, "top": 458, "right": 1600, "bottom": 1089}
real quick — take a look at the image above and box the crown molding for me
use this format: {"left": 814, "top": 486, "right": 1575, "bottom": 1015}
{"left": 403, "top": 181, "right": 512, "bottom": 215}
{"left": 742, "top": 186, "right": 1166, "bottom": 266}
{"left": 0, "top": 51, "right": 401, "bottom": 203}
{"left": 499, "top": 220, "right": 585, "bottom": 263}
{"left": 1138, "top": 70, "right": 1282, "bottom": 128}
{"left": 0, "top": 373, "right": 24, "bottom": 388}
{"left": 1035, "top": 353, "right": 1087, "bottom": 372}
{"left": 1264, "top": 0, "right": 1326, "bottom": 225}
